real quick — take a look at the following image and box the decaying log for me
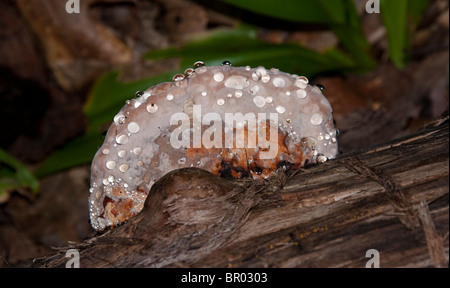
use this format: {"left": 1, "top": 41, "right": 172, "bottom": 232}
{"left": 33, "top": 121, "right": 449, "bottom": 268}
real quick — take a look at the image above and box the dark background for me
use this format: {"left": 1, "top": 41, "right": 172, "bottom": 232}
{"left": 0, "top": 0, "right": 448, "bottom": 267}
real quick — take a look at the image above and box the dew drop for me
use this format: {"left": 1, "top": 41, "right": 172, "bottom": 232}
{"left": 273, "top": 77, "right": 286, "bottom": 88}
{"left": 256, "top": 67, "right": 266, "bottom": 78}
{"left": 134, "top": 99, "right": 142, "bottom": 108}
{"left": 276, "top": 105, "right": 286, "bottom": 114}
{"left": 235, "top": 90, "right": 243, "bottom": 98}
{"left": 102, "top": 148, "right": 110, "bottom": 155}
{"left": 133, "top": 147, "right": 143, "bottom": 156}
{"left": 295, "top": 76, "right": 309, "bottom": 89}
{"left": 137, "top": 160, "right": 143, "bottom": 167}
{"left": 214, "top": 72, "right": 224, "bottom": 82}
{"left": 118, "top": 150, "right": 126, "bottom": 158}
{"left": 146, "top": 103, "right": 158, "bottom": 114}
{"left": 119, "top": 164, "right": 130, "bottom": 173}
{"left": 222, "top": 60, "right": 232, "bottom": 66}
{"left": 201, "top": 91, "right": 207, "bottom": 97}
{"left": 317, "top": 154, "right": 328, "bottom": 164}
{"left": 135, "top": 91, "right": 144, "bottom": 97}
{"left": 310, "top": 113, "right": 323, "bottom": 126}
{"left": 217, "top": 98, "right": 225, "bottom": 106}
{"left": 116, "top": 133, "right": 129, "bottom": 145}
{"left": 296, "top": 89, "right": 307, "bottom": 99}
{"left": 178, "top": 157, "right": 187, "bottom": 164}
{"left": 107, "top": 175, "right": 115, "bottom": 183}
{"left": 106, "top": 160, "right": 117, "bottom": 170}
{"left": 193, "top": 61, "right": 207, "bottom": 73}
{"left": 195, "top": 66, "right": 207, "bottom": 74}
{"left": 172, "top": 74, "right": 185, "bottom": 82}
{"left": 316, "top": 84, "right": 325, "bottom": 92}
{"left": 184, "top": 68, "right": 195, "bottom": 77}
{"left": 143, "top": 91, "right": 151, "bottom": 100}
{"left": 249, "top": 85, "right": 260, "bottom": 95}
{"left": 166, "top": 93, "right": 174, "bottom": 101}
{"left": 127, "top": 122, "right": 140, "bottom": 134}
{"left": 224, "top": 76, "right": 249, "bottom": 89}
{"left": 193, "top": 61, "right": 205, "bottom": 69}
{"left": 261, "top": 74, "right": 270, "bottom": 83}
{"left": 114, "top": 114, "right": 126, "bottom": 125}
{"left": 253, "top": 96, "right": 266, "bottom": 108}
{"left": 265, "top": 96, "right": 273, "bottom": 103}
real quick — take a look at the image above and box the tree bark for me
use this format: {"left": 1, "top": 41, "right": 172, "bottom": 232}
{"left": 33, "top": 120, "right": 449, "bottom": 268}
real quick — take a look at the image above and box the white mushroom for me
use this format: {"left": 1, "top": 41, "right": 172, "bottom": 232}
{"left": 89, "top": 61, "right": 338, "bottom": 231}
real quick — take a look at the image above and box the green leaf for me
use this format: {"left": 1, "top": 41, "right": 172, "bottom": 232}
{"left": 0, "top": 148, "right": 39, "bottom": 195}
{"left": 34, "top": 132, "right": 103, "bottom": 178}
{"left": 381, "top": 0, "right": 429, "bottom": 69}
{"left": 146, "top": 24, "right": 357, "bottom": 77}
{"left": 318, "top": 0, "right": 376, "bottom": 71}
{"left": 380, "top": 0, "right": 409, "bottom": 68}
{"left": 316, "top": 0, "right": 350, "bottom": 25}
{"left": 331, "top": 24, "right": 377, "bottom": 72}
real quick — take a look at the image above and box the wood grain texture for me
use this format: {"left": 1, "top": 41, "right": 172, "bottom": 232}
{"left": 33, "top": 121, "right": 449, "bottom": 268}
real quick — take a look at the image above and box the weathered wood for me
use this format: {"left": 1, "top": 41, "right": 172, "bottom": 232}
{"left": 33, "top": 121, "right": 449, "bottom": 268}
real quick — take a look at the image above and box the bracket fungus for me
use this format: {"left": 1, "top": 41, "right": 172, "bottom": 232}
{"left": 89, "top": 61, "right": 339, "bottom": 231}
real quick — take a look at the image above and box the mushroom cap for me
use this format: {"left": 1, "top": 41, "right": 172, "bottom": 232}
{"left": 89, "top": 63, "right": 338, "bottom": 231}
